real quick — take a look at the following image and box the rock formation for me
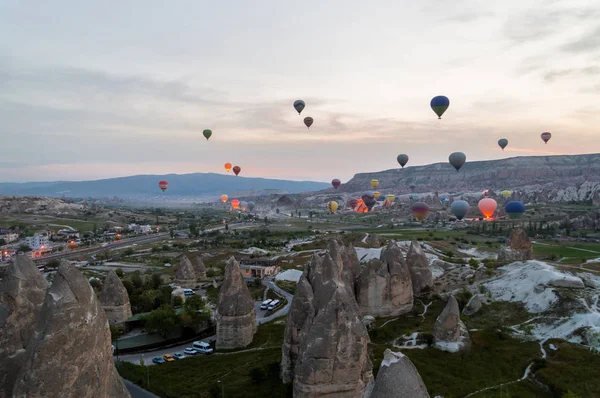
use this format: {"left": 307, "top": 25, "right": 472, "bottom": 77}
{"left": 327, "top": 239, "right": 361, "bottom": 295}
{"left": 365, "top": 234, "right": 381, "bottom": 248}
{"left": 282, "top": 245, "right": 373, "bottom": 397}
{"left": 215, "top": 257, "right": 256, "bottom": 350}
{"left": 498, "top": 229, "right": 533, "bottom": 262}
{"left": 175, "top": 255, "right": 196, "bottom": 288}
{"left": 193, "top": 255, "right": 207, "bottom": 280}
{"left": 0, "top": 255, "right": 48, "bottom": 397}
{"left": 432, "top": 296, "right": 470, "bottom": 353}
{"left": 171, "top": 287, "right": 187, "bottom": 303}
{"left": 98, "top": 270, "right": 132, "bottom": 326}
{"left": 12, "top": 260, "right": 130, "bottom": 398}
{"left": 406, "top": 241, "right": 434, "bottom": 296}
{"left": 462, "top": 294, "right": 484, "bottom": 316}
{"left": 368, "top": 349, "right": 430, "bottom": 398}
{"left": 355, "top": 241, "right": 413, "bottom": 317}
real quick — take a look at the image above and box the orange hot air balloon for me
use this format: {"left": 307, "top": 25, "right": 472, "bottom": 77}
{"left": 478, "top": 198, "right": 497, "bottom": 219}
{"left": 221, "top": 194, "right": 229, "bottom": 203}
{"left": 224, "top": 163, "right": 232, "bottom": 172}
{"left": 158, "top": 180, "right": 168, "bottom": 192}
{"left": 233, "top": 166, "right": 241, "bottom": 176}
{"left": 231, "top": 199, "right": 240, "bottom": 210}
{"left": 68, "top": 241, "right": 77, "bottom": 249}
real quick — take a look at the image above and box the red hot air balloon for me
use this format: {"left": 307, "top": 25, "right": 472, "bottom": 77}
{"left": 158, "top": 180, "right": 168, "bottom": 192}
{"left": 332, "top": 179, "right": 341, "bottom": 189}
{"left": 541, "top": 132, "right": 551, "bottom": 144}
{"left": 231, "top": 199, "right": 240, "bottom": 210}
{"left": 411, "top": 202, "right": 430, "bottom": 222}
{"left": 348, "top": 198, "right": 359, "bottom": 209}
{"left": 478, "top": 198, "right": 497, "bottom": 219}
{"left": 232, "top": 166, "right": 241, "bottom": 176}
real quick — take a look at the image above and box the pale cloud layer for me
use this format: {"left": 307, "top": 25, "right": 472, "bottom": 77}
{"left": 1, "top": 0, "right": 599, "bottom": 183}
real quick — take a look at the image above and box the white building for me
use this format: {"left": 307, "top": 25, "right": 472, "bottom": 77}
{"left": 127, "top": 223, "right": 138, "bottom": 232}
{"left": 135, "top": 225, "right": 153, "bottom": 234}
{"left": 26, "top": 234, "right": 50, "bottom": 250}
{"left": 0, "top": 232, "right": 19, "bottom": 244}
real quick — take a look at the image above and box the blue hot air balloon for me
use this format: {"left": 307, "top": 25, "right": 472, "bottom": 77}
{"left": 505, "top": 201, "right": 525, "bottom": 219}
{"left": 431, "top": 96, "right": 450, "bottom": 119}
{"left": 451, "top": 200, "right": 470, "bottom": 220}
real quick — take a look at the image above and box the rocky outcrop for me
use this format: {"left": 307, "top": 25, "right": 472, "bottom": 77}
{"left": 355, "top": 241, "right": 413, "bottom": 317}
{"left": 365, "top": 234, "right": 381, "bottom": 248}
{"left": 12, "top": 260, "right": 130, "bottom": 398}
{"left": 327, "top": 239, "right": 361, "bottom": 295}
{"left": 432, "top": 296, "right": 470, "bottom": 353}
{"left": 0, "top": 255, "right": 48, "bottom": 397}
{"left": 368, "top": 349, "right": 430, "bottom": 398}
{"left": 98, "top": 271, "right": 132, "bottom": 326}
{"left": 175, "top": 256, "right": 196, "bottom": 288}
{"left": 462, "top": 294, "right": 484, "bottom": 316}
{"left": 215, "top": 257, "right": 256, "bottom": 350}
{"left": 498, "top": 229, "right": 533, "bottom": 262}
{"left": 406, "top": 241, "right": 434, "bottom": 296}
{"left": 172, "top": 288, "right": 187, "bottom": 303}
{"left": 193, "top": 256, "right": 207, "bottom": 280}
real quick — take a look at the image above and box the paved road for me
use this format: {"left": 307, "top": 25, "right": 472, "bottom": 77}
{"left": 260, "top": 278, "right": 294, "bottom": 324}
{"left": 122, "top": 378, "right": 160, "bottom": 398}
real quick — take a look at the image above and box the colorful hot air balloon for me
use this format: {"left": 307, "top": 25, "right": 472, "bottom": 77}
{"left": 498, "top": 138, "right": 508, "bottom": 151}
{"left": 505, "top": 201, "right": 525, "bottom": 219}
{"left": 224, "top": 163, "right": 232, "bottom": 172}
{"left": 373, "top": 191, "right": 381, "bottom": 200}
{"left": 332, "top": 179, "right": 341, "bottom": 189}
{"left": 370, "top": 179, "right": 379, "bottom": 189}
{"left": 450, "top": 200, "right": 470, "bottom": 220}
{"left": 233, "top": 166, "right": 241, "bottom": 176}
{"left": 478, "top": 198, "right": 497, "bottom": 219}
{"left": 385, "top": 194, "right": 395, "bottom": 206}
{"left": 355, "top": 199, "right": 368, "bottom": 213}
{"left": 158, "top": 180, "right": 168, "bottom": 192}
{"left": 397, "top": 154, "right": 409, "bottom": 168}
{"left": 294, "top": 100, "right": 305, "bottom": 115}
{"left": 501, "top": 190, "right": 512, "bottom": 199}
{"left": 203, "top": 129, "right": 212, "bottom": 140}
{"left": 449, "top": 152, "right": 466, "bottom": 172}
{"left": 231, "top": 199, "right": 240, "bottom": 210}
{"left": 304, "top": 117, "right": 313, "bottom": 128}
{"left": 221, "top": 194, "right": 229, "bottom": 203}
{"left": 482, "top": 189, "right": 490, "bottom": 197}
{"left": 248, "top": 201, "right": 255, "bottom": 211}
{"left": 361, "top": 191, "right": 377, "bottom": 210}
{"left": 430, "top": 96, "right": 450, "bottom": 119}
{"left": 541, "top": 132, "right": 551, "bottom": 144}
{"left": 409, "top": 184, "right": 416, "bottom": 191}
{"left": 412, "top": 202, "right": 430, "bottom": 222}
{"left": 327, "top": 201, "right": 339, "bottom": 214}
{"left": 240, "top": 201, "right": 248, "bottom": 212}
{"left": 348, "top": 198, "right": 359, "bottom": 209}
{"left": 68, "top": 241, "right": 78, "bottom": 249}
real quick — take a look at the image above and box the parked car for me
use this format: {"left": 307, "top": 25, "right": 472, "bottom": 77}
{"left": 260, "top": 299, "right": 273, "bottom": 310}
{"left": 192, "top": 341, "right": 214, "bottom": 354}
{"left": 267, "top": 299, "right": 280, "bottom": 311}
{"left": 184, "top": 348, "right": 198, "bottom": 355}
{"left": 163, "top": 354, "right": 175, "bottom": 362}
{"left": 152, "top": 357, "right": 166, "bottom": 364}
{"left": 173, "top": 352, "right": 185, "bottom": 360}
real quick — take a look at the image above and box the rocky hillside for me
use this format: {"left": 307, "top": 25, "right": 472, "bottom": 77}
{"left": 0, "top": 195, "right": 87, "bottom": 215}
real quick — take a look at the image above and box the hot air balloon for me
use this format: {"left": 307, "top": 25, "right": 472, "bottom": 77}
{"left": 498, "top": 138, "right": 508, "bottom": 151}
{"left": 385, "top": 194, "right": 395, "bottom": 206}
{"left": 441, "top": 197, "right": 449, "bottom": 203}
{"left": 332, "top": 179, "right": 341, "bottom": 189}
{"left": 248, "top": 201, "right": 255, "bottom": 211}
{"left": 482, "top": 189, "right": 490, "bottom": 197}
{"left": 501, "top": 190, "right": 512, "bottom": 199}
{"left": 203, "top": 129, "right": 212, "bottom": 140}
{"left": 412, "top": 202, "right": 430, "bottom": 222}
{"left": 355, "top": 199, "right": 368, "bottom": 213}
{"left": 505, "top": 201, "right": 525, "bottom": 219}
{"left": 68, "top": 241, "right": 78, "bottom": 249}
{"left": 541, "top": 132, "right": 551, "bottom": 144}
{"left": 361, "top": 191, "right": 377, "bottom": 210}
{"left": 449, "top": 152, "right": 466, "bottom": 172}
{"left": 240, "top": 201, "right": 248, "bottom": 212}
{"left": 370, "top": 179, "right": 379, "bottom": 189}
{"left": 231, "top": 199, "right": 240, "bottom": 210}
{"left": 397, "top": 154, "right": 409, "bottom": 168}
{"left": 430, "top": 95, "right": 450, "bottom": 119}
{"left": 450, "top": 200, "right": 470, "bottom": 220}
{"left": 373, "top": 191, "right": 381, "bottom": 200}
{"left": 233, "top": 166, "right": 241, "bottom": 176}
{"left": 409, "top": 184, "right": 416, "bottom": 191}
{"left": 348, "top": 198, "right": 359, "bottom": 209}
{"left": 158, "top": 180, "right": 168, "bottom": 192}
{"left": 224, "top": 163, "right": 232, "bottom": 172}
{"left": 293, "top": 100, "right": 305, "bottom": 115}
{"left": 478, "top": 198, "right": 497, "bottom": 219}
{"left": 221, "top": 194, "right": 229, "bottom": 203}
{"left": 304, "top": 117, "right": 313, "bottom": 128}
{"left": 409, "top": 194, "right": 420, "bottom": 201}
{"left": 327, "top": 201, "right": 339, "bottom": 214}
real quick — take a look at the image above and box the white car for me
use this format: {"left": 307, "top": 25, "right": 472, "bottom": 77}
{"left": 184, "top": 348, "right": 198, "bottom": 355}
{"left": 192, "top": 341, "right": 214, "bottom": 354}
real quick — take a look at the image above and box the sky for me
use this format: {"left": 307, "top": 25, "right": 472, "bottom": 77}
{"left": 1, "top": 0, "right": 599, "bottom": 183}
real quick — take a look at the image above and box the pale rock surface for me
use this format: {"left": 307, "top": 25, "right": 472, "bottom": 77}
{"left": 462, "top": 294, "right": 484, "bottom": 316}
{"left": 12, "top": 260, "right": 130, "bottom": 398}
{"left": 406, "top": 241, "right": 434, "bottom": 296}
{"left": 367, "top": 349, "right": 430, "bottom": 398}
{"left": 175, "top": 256, "right": 196, "bottom": 288}
{"left": 98, "top": 270, "right": 132, "bottom": 325}
{"left": 193, "top": 255, "right": 207, "bottom": 280}
{"left": 215, "top": 257, "right": 256, "bottom": 349}
{"left": 327, "top": 239, "right": 362, "bottom": 295}
{"left": 171, "top": 288, "right": 187, "bottom": 303}
{"left": 498, "top": 229, "right": 533, "bottom": 262}
{"left": 432, "top": 296, "right": 470, "bottom": 353}
{"left": 0, "top": 255, "right": 48, "bottom": 397}
{"left": 365, "top": 234, "right": 381, "bottom": 248}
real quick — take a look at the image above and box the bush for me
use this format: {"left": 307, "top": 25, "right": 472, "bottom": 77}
{"left": 249, "top": 367, "right": 266, "bottom": 384}
{"left": 468, "top": 259, "right": 478, "bottom": 268}
{"left": 115, "top": 268, "right": 125, "bottom": 278}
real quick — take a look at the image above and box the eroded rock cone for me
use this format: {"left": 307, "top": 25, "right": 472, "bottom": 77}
{"left": 175, "top": 255, "right": 196, "bottom": 288}
{"left": 12, "top": 260, "right": 130, "bottom": 398}
{"left": 98, "top": 270, "right": 132, "bottom": 326}
{"left": 193, "top": 256, "right": 207, "bottom": 280}
{"left": 365, "top": 234, "right": 381, "bottom": 248}
{"left": 327, "top": 239, "right": 361, "bottom": 295}
{"left": 215, "top": 257, "right": 256, "bottom": 349}
{"left": 0, "top": 255, "right": 48, "bottom": 397}
{"left": 432, "top": 296, "right": 470, "bottom": 353}
{"left": 406, "top": 241, "right": 434, "bottom": 296}
{"left": 498, "top": 229, "right": 533, "bottom": 262}
{"left": 368, "top": 349, "right": 430, "bottom": 398}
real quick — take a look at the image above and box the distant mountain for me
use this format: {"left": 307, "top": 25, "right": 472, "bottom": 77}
{"left": 0, "top": 173, "right": 329, "bottom": 199}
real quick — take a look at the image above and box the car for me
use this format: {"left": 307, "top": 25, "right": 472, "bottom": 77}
{"left": 260, "top": 299, "right": 273, "bottom": 310}
{"left": 163, "top": 354, "right": 175, "bottom": 362}
{"left": 173, "top": 352, "right": 185, "bottom": 360}
{"left": 152, "top": 357, "right": 166, "bottom": 364}
{"left": 192, "top": 341, "right": 214, "bottom": 354}
{"left": 184, "top": 348, "right": 198, "bottom": 355}
{"left": 267, "top": 299, "right": 280, "bottom": 311}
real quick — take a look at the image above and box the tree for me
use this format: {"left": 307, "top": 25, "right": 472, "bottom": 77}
{"left": 172, "top": 296, "right": 183, "bottom": 307}
{"left": 131, "top": 272, "right": 144, "bottom": 289}
{"left": 184, "top": 294, "right": 206, "bottom": 311}
{"left": 110, "top": 325, "right": 124, "bottom": 341}
{"left": 17, "top": 244, "right": 32, "bottom": 253}
{"left": 115, "top": 268, "right": 125, "bottom": 278}
{"left": 122, "top": 279, "right": 134, "bottom": 295}
{"left": 169, "top": 228, "right": 175, "bottom": 238}
{"left": 0, "top": 238, "right": 6, "bottom": 246}
{"left": 143, "top": 306, "right": 180, "bottom": 338}
{"left": 151, "top": 273, "right": 162, "bottom": 289}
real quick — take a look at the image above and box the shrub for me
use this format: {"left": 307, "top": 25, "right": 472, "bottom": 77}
{"left": 115, "top": 268, "right": 125, "bottom": 278}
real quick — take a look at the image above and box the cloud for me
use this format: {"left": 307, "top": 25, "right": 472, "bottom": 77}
{"left": 560, "top": 26, "right": 600, "bottom": 54}
{"left": 543, "top": 66, "right": 600, "bottom": 82}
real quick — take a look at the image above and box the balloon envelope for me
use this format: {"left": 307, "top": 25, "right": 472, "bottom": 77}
{"left": 505, "top": 201, "right": 525, "bottom": 219}
{"left": 385, "top": 194, "right": 395, "bottom": 206}
{"left": 478, "top": 198, "right": 497, "bottom": 219}
{"left": 449, "top": 152, "right": 466, "bottom": 171}
{"left": 293, "top": 100, "right": 305, "bottom": 115}
{"left": 233, "top": 166, "right": 241, "bottom": 176}
{"left": 397, "top": 154, "right": 409, "bottom": 168}
{"left": 451, "top": 200, "right": 470, "bottom": 220}
{"left": 248, "top": 201, "right": 255, "bottom": 211}
{"left": 240, "top": 201, "right": 248, "bottom": 212}
{"left": 327, "top": 201, "right": 339, "bottom": 213}
{"left": 203, "top": 129, "right": 212, "bottom": 140}
{"left": 361, "top": 191, "right": 376, "bottom": 209}
{"left": 498, "top": 138, "right": 508, "bottom": 151}
{"left": 304, "top": 117, "right": 313, "bottom": 128}
{"left": 373, "top": 191, "right": 381, "bottom": 200}
{"left": 501, "top": 190, "right": 512, "bottom": 198}
{"left": 541, "top": 132, "right": 551, "bottom": 144}
{"left": 224, "top": 163, "right": 232, "bottom": 172}
{"left": 158, "top": 180, "right": 168, "bottom": 192}
{"left": 332, "top": 179, "right": 341, "bottom": 189}
{"left": 412, "top": 202, "right": 430, "bottom": 221}
{"left": 221, "top": 194, "right": 228, "bottom": 203}
{"left": 430, "top": 96, "right": 450, "bottom": 119}
{"left": 348, "top": 198, "right": 359, "bottom": 209}
{"left": 409, "top": 184, "right": 416, "bottom": 191}
{"left": 231, "top": 199, "right": 240, "bottom": 209}
{"left": 370, "top": 179, "right": 379, "bottom": 189}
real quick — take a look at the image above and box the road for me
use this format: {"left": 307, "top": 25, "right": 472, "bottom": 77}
{"left": 122, "top": 378, "right": 160, "bottom": 398}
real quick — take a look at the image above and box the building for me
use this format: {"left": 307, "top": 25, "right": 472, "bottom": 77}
{"left": 239, "top": 258, "right": 281, "bottom": 279}
{"left": 26, "top": 234, "right": 50, "bottom": 250}
{"left": 127, "top": 224, "right": 153, "bottom": 234}
{"left": 0, "top": 232, "right": 19, "bottom": 244}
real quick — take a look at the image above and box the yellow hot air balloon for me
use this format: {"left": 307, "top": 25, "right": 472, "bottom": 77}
{"left": 373, "top": 191, "right": 381, "bottom": 200}
{"left": 327, "top": 201, "right": 339, "bottom": 214}
{"left": 370, "top": 179, "right": 379, "bottom": 189}
{"left": 385, "top": 194, "right": 395, "bottom": 206}
{"left": 221, "top": 194, "right": 228, "bottom": 203}
{"left": 501, "top": 190, "right": 512, "bottom": 199}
